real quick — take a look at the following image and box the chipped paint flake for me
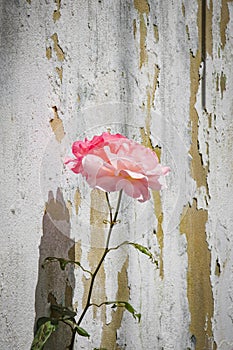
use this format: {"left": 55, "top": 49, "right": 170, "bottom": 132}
{"left": 220, "top": 71, "right": 227, "bottom": 98}
{"left": 49, "top": 106, "right": 65, "bottom": 142}
{"left": 133, "top": 19, "right": 137, "bottom": 39}
{"left": 51, "top": 33, "right": 65, "bottom": 61}
{"left": 134, "top": 0, "right": 150, "bottom": 15}
{"left": 56, "top": 66, "right": 63, "bottom": 83}
{"left": 74, "top": 189, "right": 81, "bottom": 215}
{"left": 46, "top": 46, "right": 52, "bottom": 60}
{"left": 153, "top": 24, "right": 159, "bottom": 43}
{"left": 53, "top": 0, "right": 61, "bottom": 22}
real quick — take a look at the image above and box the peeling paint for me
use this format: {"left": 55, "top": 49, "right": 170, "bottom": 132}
{"left": 133, "top": 19, "right": 137, "bottom": 39}
{"left": 220, "top": 71, "right": 227, "bottom": 98}
{"left": 46, "top": 46, "right": 52, "bottom": 60}
{"left": 180, "top": 200, "right": 214, "bottom": 350}
{"left": 182, "top": 2, "right": 185, "bottom": 17}
{"left": 87, "top": 190, "right": 108, "bottom": 320}
{"left": 215, "top": 258, "right": 221, "bottom": 277}
{"left": 101, "top": 258, "right": 129, "bottom": 349}
{"left": 206, "top": 0, "right": 213, "bottom": 57}
{"left": 134, "top": 0, "right": 150, "bottom": 68}
{"left": 140, "top": 128, "right": 164, "bottom": 278}
{"left": 49, "top": 106, "right": 65, "bottom": 143}
{"left": 56, "top": 66, "right": 63, "bottom": 83}
{"left": 189, "top": 53, "right": 208, "bottom": 188}
{"left": 147, "top": 64, "right": 160, "bottom": 115}
{"left": 134, "top": 0, "right": 150, "bottom": 15}
{"left": 74, "top": 189, "right": 81, "bottom": 215}
{"left": 220, "top": 0, "right": 231, "bottom": 49}
{"left": 185, "top": 1, "right": 215, "bottom": 347}
{"left": 153, "top": 24, "right": 159, "bottom": 43}
{"left": 216, "top": 70, "right": 227, "bottom": 97}
{"left": 51, "top": 33, "right": 65, "bottom": 61}
{"left": 53, "top": 0, "right": 61, "bottom": 22}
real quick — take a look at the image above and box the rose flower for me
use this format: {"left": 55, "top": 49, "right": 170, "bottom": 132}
{"left": 65, "top": 132, "right": 170, "bottom": 202}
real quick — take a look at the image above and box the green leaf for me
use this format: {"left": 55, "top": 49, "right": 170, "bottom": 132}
{"left": 75, "top": 325, "right": 90, "bottom": 337}
{"left": 43, "top": 257, "right": 92, "bottom": 274}
{"left": 30, "top": 320, "right": 58, "bottom": 350}
{"left": 63, "top": 319, "right": 90, "bottom": 338}
{"left": 128, "top": 243, "right": 158, "bottom": 265}
{"left": 94, "top": 301, "right": 141, "bottom": 322}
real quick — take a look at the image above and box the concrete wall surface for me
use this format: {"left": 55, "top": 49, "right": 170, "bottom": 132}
{"left": 0, "top": 1, "right": 233, "bottom": 349}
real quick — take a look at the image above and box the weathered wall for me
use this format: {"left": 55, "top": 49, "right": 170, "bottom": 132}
{"left": 0, "top": 0, "right": 233, "bottom": 349}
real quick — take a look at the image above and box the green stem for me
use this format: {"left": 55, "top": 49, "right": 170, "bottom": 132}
{"left": 77, "top": 190, "right": 123, "bottom": 327}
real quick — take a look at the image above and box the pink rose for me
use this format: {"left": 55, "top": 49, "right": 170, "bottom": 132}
{"left": 65, "top": 132, "right": 170, "bottom": 202}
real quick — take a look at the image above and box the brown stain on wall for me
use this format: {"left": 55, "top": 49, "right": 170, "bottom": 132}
{"left": 183, "top": 1, "right": 216, "bottom": 348}
{"left": 50, "top": 106, "right": 65, "bottom": 142}
{"left": 53, "top": 0, "right": 61, "bottom": 22}
{"left": 180, "top": 200, "right": 214, "bottom": 349}
{"left": 134, "top": 0, "right": 150, "bottom": 68}
{"left": 100, "top": 258, "right": 129, "bottom": 349}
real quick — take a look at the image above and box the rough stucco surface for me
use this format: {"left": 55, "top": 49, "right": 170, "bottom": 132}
{"left": 0, "top": 1, "right": 233, "bottom": 349}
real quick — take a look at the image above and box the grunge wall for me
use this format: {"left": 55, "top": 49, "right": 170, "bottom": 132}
{"left": 1, "top": 1, "right": 233, "bottom": 349}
